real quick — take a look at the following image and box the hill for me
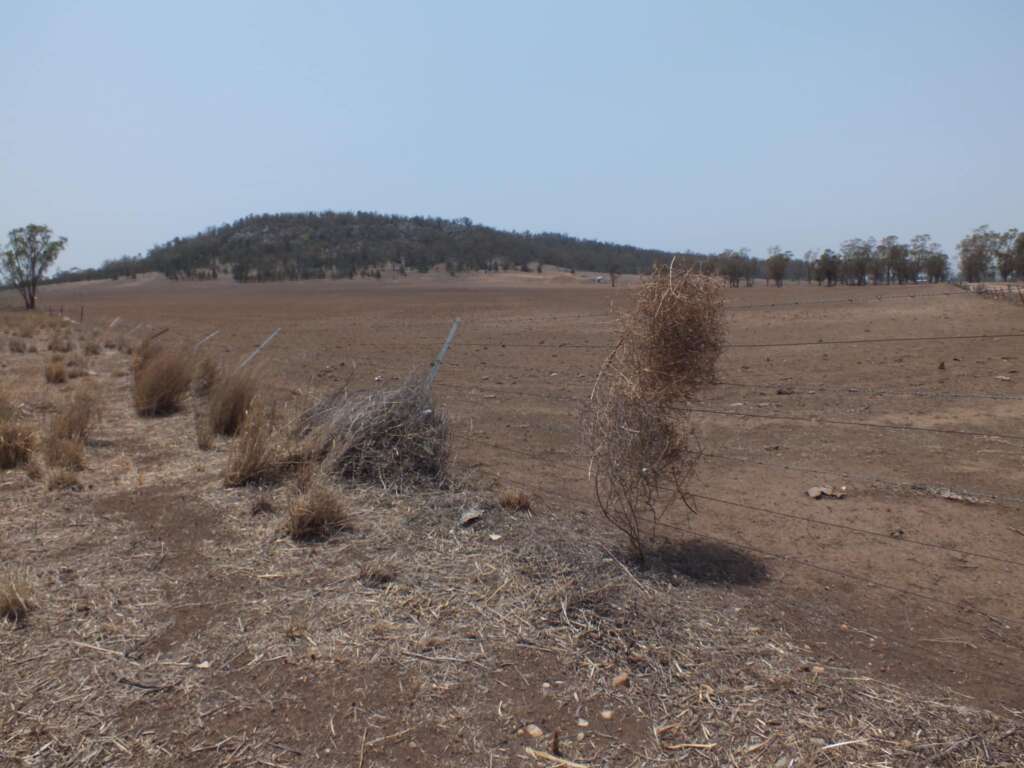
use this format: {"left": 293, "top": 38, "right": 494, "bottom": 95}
{"left": 57, "top": 211, "right": 695, "bottom": 283}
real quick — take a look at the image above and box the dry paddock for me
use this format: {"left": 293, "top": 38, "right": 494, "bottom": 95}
{"left": 2, "top": 271, "right": 1023, "bottom": 766}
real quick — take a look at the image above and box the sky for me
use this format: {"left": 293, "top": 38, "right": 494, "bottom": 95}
{"left": 1, "top": 1, "right": 1022, "bottom": 270}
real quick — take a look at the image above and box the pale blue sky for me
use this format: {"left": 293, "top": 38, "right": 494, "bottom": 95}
{"left": 2, "top": 1, "right": 1021, "bottom": 269}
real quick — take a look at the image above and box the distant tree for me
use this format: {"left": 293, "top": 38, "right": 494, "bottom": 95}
{"left": 764, "top": 246, "right": 791, "bottom": 287}
{"left": 994, "top": 228, "right": 1019, "bottom": 281}
{"left": 817, "top": 249, "right": 841, "bottom": 286}
{"left": 1014, "top": 231, "right": 1024, "bottom": 278}
{"left": 2, "top": 224, "right": 67, "bottom": 310}
{"left": 840, "top": 238, "right": 874, "bottom": 285}
{"left": 803, "top": 250, "right": 818, "bottom": 285}
{"left": 958, "top": 226, "right": 997, "bottom": 282}
{"left": 911, "top": 234, "right": 947, "bottom": 283}
{"left": 609, "top": 263, "right": 621, "bottom": 287}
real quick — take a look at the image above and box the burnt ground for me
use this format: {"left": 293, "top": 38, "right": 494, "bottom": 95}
{"left": 1, "top": 272, "right": 1023, "bottom": 766}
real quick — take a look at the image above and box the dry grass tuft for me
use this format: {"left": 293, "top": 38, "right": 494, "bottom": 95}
{"left": 65, "top": 355, "right": 87, "bottom": 379}
{"left": 83, "top": 340, "right": 101, "bottom": 356}
{"left": 46, "top": 469, "right": 81, "bottom": 491}
{"left": 192, "top": 356, "right": 219, "bottom": 398}
{"left": 0, "top": 574, "right": 34, "bottom": 625}
{"left": 132, "top": 343, "right": 192, "bottom": 416}
{"left": 224, "top": 402, "right": 282, "bottom": 487}
{"left": 207, "top": 367, "right": 257, "bottom": 436}
{"left": 8, "top": 337, "right": 27, "bottom": 353}
{"left": 0, "top": 421, "right": 34, "bottom": 469}
{"left": 250, "top": 491, "right": 275, "bottom": 515}
{"left": 47, "top": 334, "right": 73, "bottom": 354}
{"left": 44, "top": 358, "right": 67, "bottom": 384}
{"left": 295, "top": 376, "right": 449, "bottom": 489}
{"left": 357, "top": 561, "right": 395, "bottom": 588}
{"left": 285, "top": 481, "right": 348, "bottom": 540}
{"left": 116, "top": 336, "right": 133, "bottom": 354}
{"left": 498, "top": 488, "right": 532, "bottom": 512}
{"left": 43, "top": 387, "right": 100, "bottom": 470}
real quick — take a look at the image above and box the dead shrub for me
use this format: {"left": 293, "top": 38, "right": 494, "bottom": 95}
{"left": 116, "top": 336, "right": 133, "bottom": 354}
{"left": 294, "top": 376, "right": 449, "bottom": 489}
{"left": 8, "top": 337, "right": 27, "bottom": 353}
{"left": 44, "top": 359, "right": 67, "bottom": 384}
{"left": 132, "top": 344, "right": 192, "bottom": 416}
{"left": 25, "top": 461, "right": 43, "bottom": 481}
{"left": 47, "top": 334, "right": 73, "bottom": 354}
{"left": 498, "top": 489, "right": 532, "bottom": 512}
{"left": 358, "top": 562, "right": 395, "bottom": 588}
{"left": 102, "top": 337, "right": 117, "bottom": 350}
{"left": 47, "top": 469, "right": 81, "bottom": 491}
{"left": 207, "top": 367, "right": 257, "bottom": 436}
{"left": 192, "top": 355, "right": 219, "bottom": 397}
{"left": 0, "top": 575, "right": 34, "bottom": 625}
{"left": 83, "top": 340, "right": 101, "bottom": 356}
{"left": 224, "top": 402, "right": 282, "bottom": 486}
{"left": 0, "top": 422, "right": 34, "bottom": 469}
{"left": 65, "top": 355, "right": 87, "bottom": 379}
{"left": 250, "top": 491, "right": 275, "bottom": 515}
{"left": 581, "top": 261, "right": 724, "bottom": 565}
{"left": 285, "top": 482, "right": 348, "bottom": 540}
{"left": 42, "top": 387, "right": 99, "bottom": 470}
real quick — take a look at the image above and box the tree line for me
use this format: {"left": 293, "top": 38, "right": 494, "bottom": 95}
{"left": 20, "top": 214, "right": 1024, "bottom": 291}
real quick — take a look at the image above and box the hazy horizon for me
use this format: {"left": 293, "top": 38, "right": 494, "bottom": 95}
{"left": 2, "top": 1, "right": 1022, "bottom": 270}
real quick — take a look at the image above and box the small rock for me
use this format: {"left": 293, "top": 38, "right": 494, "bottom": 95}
{"left": 459, "top": 508, "right": 483, "bottom": 526}
{"left": 525, "top": 724, "right": 544, "bottom": 739}
{"left": 811, "top": 665, "right": 825, "bottom": 676}
{"left": 938, "top": 361, "right": 946, "bottom": 370}
{"left": 611, "top": 671, "right": 630, "bottom": 688}
{"left": 599, "top": 709, "right": 614, "bottom": 721}
{"left": 488, "top": 533, "right": 502, "bottom": 541}
{"left": 576, "top": 719, "right": 589, "bottom": 728}
{"left": 807, "top": 486, "right": 823, "bottom": 499}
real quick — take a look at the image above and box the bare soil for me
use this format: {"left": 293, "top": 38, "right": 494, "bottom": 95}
{"left": 2, "top": 272, "right": 1023, "bottom": 766}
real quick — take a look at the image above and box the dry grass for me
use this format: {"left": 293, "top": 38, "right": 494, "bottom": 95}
{"left": 83, "top": 340, "right": 101, "bottom": 356}
{"left": 8, "top": 337, "right": 27, "bottom": 353}
{"left": 0, "top": 574, "right": 34, "bottom": 625}
{"left": 285, "top": 481, "right": 348, "bottom": 540}
{"left": 65, "top": 355, "right": 87, "bottom": 379}
{"left": 192, "top": 355, "right": 219, "bottom": 398}
{"left": 47, "top": 334, "right": 73, "bottom": 354}
{"left": 0, "top": 422, "right": 34, "bottom": 470}
{"left": 46, "top": 469, "right": 81, "bottom": 491}
{"left": 295, "top": 376, "right": 449, "bottom": 489}
{"left": 207, "top": 366, "right": 257, "bottom": 435}
{"left": 43, "top": 387, "right": 100, "bottom": 470}
{"left": 498, "top": 488, "right": 532, "bottom": 511}
{"left": 224, "top": 402, "right": 282, "bottom": 486}
{"left": 44, "top": 358, "right": 67, "bottom": 384}
{"left": 132, "top": 344, "right": 192, "bottom": 416}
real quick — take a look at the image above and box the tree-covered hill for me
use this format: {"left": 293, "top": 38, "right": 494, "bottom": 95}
{"left": 59, "top": 211, "right": 688, "bottom": 283}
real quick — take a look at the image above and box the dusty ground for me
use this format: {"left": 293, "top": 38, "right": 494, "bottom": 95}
{"left": 2, "top": 271, "right": 1023, "bottom": 766}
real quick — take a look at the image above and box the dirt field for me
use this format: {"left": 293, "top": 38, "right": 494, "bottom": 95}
{"left": 2, "top": 271, "right": 1023, "bottom": 766}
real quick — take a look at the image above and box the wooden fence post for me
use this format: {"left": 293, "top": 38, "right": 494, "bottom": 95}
{"left": 426, "top": 318, "right": 461, "bottom": 390}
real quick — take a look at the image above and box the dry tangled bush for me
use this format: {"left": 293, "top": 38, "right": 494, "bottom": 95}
{"left": 0, "top": 574, "right": 34, "bottom": 625}
{"left": 44, "top": 358, "right": 67, "bottom": 384}
{"left": 83, "top": 340, "right": 101, "bottom": 356}
{"left": 285, "top": 481, "right": 349, "bottom": 540}
{"left": 132, "top": 343, "right": 192, "bottom": 416}
{"left": 46, "top": 469, "right": 81, "bottom": 491}
{"left": 65, "top": 355, "right": 87, "bottom": 379}
{"left": 43, "top": 386, "right": 100, "bottom": 471}
{"left": 224, "top": 401, "right": 282, "bottom": 487}
{"left": 207, "top": 367, "right": 257, "bottom": 436}
{"left": 0, "top": 396, "right": 34, "bottom": 470}
{"left": 8, "top": 337, "right": 27, "bottom": 353}
{"left": 47, "top": 334, "right": 73, "bottom": 354}
{"left": 294, "top": 376, "right": 449, "bottom": 489}
{"left": 192, "top": 355, "right": 219, "bottom": 398}
{"left": 498, "top": 489, "right": 532, "bottom": 512}
{"left": 581, "top": 261, "right": 724, "bottom": 565}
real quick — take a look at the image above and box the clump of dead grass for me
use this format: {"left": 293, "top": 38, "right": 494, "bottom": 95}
{"left": 47, "top": 469, "right": 81, "bottom": 491}
{"left": 207, "top": 367, "right": 257, "bottom": 436}
{"left": 224, "top": 401, "right": 282, "bottom": 486}
{"left": 498, "top": 488, "right": 532, "bottom": 512}
{"left": 581, "top": 260, "right": 724, "bottom": 565}
{"left": 132, "top": 342, "right": 192, "bottom": 416}
{"left": 357, "top": 561, "right": 395, "bottom": 588}
{"left": 0, "top": 574, "right": 34, "bottom": 625}
{"left": 8, "top": 337, "right": 27, "bottom": 353}
{"left": 43, "top": 386, "right": 100, "bottom": 470}
{"left": 83, "top": 340, "right": 101, "bottom": 356}
{"left": 65, "top": 355, "right": 87, "bottom": 379}
{"left": 0, "top": 393, "right": 34, "bottom": 471}
{"left": 285, "top": 481, "right": 348, "bottom": 540}
{"left": 47, "top": 334, "right": 73, "bottom": 354}
{"left": 44, "top": 358, "right": 67, "bottom": 384}
{"left": 294, "top": 376, "right": 449, "bottom": 489}
{"left": 192, "top": 356, "right": 219, "bottom": 398}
